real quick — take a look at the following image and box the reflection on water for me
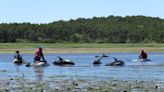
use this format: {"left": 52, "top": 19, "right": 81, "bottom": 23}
{"left": 0, "top": 52, "right": 164, "bottom": 81}
{"left": 33, "top": 66, "right": 44, "bottom": 81}
{"left": 15, "top": 65, "right": 21, "bottom": 73}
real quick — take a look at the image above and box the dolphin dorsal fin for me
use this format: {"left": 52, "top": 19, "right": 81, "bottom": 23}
{"left": 97, "top": 57, "right": 102, "bottom": 61}
{"left": 113, "top": 57, "right": 118, "bottom": 61}
{"left": 58, "top": 56, "right": 63, "bottom": 61}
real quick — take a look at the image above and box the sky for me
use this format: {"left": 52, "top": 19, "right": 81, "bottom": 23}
{"left": 0, "top": 0, "right": 164, "bottom": 23}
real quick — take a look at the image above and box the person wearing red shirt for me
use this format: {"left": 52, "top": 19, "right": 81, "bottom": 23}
{"left": 139, "top": 50, "right": 147, "bottom": 59}
{"left": 34, "top": 47, "right": 47, "bottom": 63}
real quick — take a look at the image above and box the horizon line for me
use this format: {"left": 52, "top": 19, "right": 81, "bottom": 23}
{"left": 0, "top": 15, "right": 163, "bottom": 24}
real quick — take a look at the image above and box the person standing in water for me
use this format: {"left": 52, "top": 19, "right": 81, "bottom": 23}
{"left": 34, "top": 46, "right": 47, "bottom": 63}
{"left": 14, "top": 50, "right": 23, "bottom": 63}
{"left": 139, "top": 50, "right": 147, "bottom": 59}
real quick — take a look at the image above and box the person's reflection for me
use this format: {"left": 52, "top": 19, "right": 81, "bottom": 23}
{"left": 33, "top": 66, "right": 44, "bottom": 81}
{"left": 15, "top": 65, "right": 20, "bottom": 73}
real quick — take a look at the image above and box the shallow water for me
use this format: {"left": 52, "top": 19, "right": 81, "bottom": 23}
{"left": 0, "top": 52, "right": 164, "bottom": 81}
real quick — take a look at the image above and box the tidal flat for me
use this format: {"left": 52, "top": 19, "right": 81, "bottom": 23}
{"left": 0, "top": 77, "right": 164, "bottom": 92}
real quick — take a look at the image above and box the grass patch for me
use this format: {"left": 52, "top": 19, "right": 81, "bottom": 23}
{"left": 0, "top": 43, "right": 164, "bottom": 48}
{"left": 0, "top": 43, "right": 164, "bottom": 53}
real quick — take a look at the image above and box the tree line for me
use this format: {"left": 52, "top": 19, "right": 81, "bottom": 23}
{"left": 0, "top": 15, "right": 164, "bottom": 43}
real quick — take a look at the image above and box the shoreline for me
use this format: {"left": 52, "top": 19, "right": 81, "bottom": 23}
{"left": 0, "top": 43, "right": 164, "bottom": 53}
{"left": 0, "top": 47, "right": 164, "bottom": 53}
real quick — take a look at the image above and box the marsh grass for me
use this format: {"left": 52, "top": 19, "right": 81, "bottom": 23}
{"left": 0, "top": 43, "right": 164, "bottom": 53}
{"left": 0, "top": 43, "right": 164, "bottom": 48}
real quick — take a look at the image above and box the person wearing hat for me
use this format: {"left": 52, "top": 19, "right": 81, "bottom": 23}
{"left": 34, "top": 46, "right": 47, "bottom": 63}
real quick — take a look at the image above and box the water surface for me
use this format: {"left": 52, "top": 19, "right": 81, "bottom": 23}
{"left": 0, "top": 52, "right": 164, "bottom": 81}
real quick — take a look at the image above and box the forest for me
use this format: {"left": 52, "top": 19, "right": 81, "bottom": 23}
{"left": 0, "top": 15, "right": 164, "bottom": 43}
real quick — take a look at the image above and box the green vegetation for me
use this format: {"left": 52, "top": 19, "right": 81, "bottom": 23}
{"left": 0, "top": 15, "right": 164, "bottom": 43}
{"left": 0, "top": 43, "right": 164, "bottom": 48}
{"left": 0, "top": 43, "right": 164, "bottom": 53}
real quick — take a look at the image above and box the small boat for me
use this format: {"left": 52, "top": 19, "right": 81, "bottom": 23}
{"left": 52, "top": 57, "right": 75, "bottom": 66}
{"left": 106, "top": 57, "right": 125, "bottom": 66}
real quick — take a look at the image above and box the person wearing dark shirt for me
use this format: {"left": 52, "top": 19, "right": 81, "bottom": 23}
{"left": 14, "top": 50, "right": 23, "bottom": 63}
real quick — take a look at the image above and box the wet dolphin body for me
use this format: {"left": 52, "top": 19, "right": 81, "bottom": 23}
{"left": 95, "top": 53, "right": 109, "bottom": 58}
{"left": 102, "top": 54, "right": 109, "bottom": 57}
{"left": 106, "top": 57, "right": 125, "bottom": 66}
{"left": 25, "top": 61, "right": 49, "bottom": 67}
{"left": 52, "top": 56, "right": 75, "bottom": 66}
{"left": 93, "top": 56, "right": 103, "bottom": 65}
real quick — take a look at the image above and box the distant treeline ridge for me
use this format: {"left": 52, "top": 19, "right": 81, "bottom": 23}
{"left": 0, "top": 15, "right": 164, "bottom": 43}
